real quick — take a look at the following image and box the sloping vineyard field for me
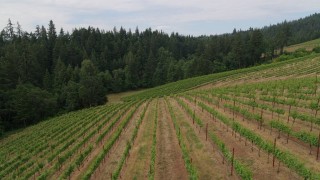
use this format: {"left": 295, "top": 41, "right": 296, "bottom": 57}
{"left": 1, "top": 53, "right": 320, "bottom": 179}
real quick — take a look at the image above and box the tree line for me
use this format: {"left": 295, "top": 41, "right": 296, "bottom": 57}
{"left": 1, "top": 13, "right": 320, "bottom": 134}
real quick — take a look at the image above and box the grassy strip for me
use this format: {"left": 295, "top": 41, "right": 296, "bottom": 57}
{"left": 208, "top": 131, "right": 253, "bottom": 179}
{"left": 166, "top": 98, "right": 198, "bottom": 180}
{"left": 112, "top": 100, "right": 150, "bottom": 179}
{"left": 148, "top": 99, "right": 158, "bottom": 180}
{"left": 124, "top": 54, "right": 319, "bottom": 101}
{"left": 112, "top": 143, "right": 131, "bottom": 179}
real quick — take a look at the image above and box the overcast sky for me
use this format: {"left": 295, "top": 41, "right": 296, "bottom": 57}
{"left": 1, "top": 0, "right": 319, "bottom": 36}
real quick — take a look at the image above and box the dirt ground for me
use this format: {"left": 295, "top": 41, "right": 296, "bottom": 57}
{"left": 50, "top": 106, "right": 124, "bottom": 179}
{"left": 178, "top": 96, "right": 301, "bottom": 179}
{"left": 168, "top": 98, "right": 239, "bottom": 180}
{"left": 92, "top": 102, "right": 147, "bottom": 180}
{"left": 70, "top": 102, "right": 146, "bottom": 180}
{"left": 121, "top": 100, "right": 156, "bottom": 179}
{"left": 154, "top": 99, "right": 188, "bottom": 180}
{"left": 208, "top": 97, "right": 320, "bottom": 173}
{"left": 208, "top": 92, "right": 320, "bottom": 166}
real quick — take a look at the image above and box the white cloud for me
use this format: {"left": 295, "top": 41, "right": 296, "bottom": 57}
{"left": 0, "top": 0, "right": 319, "bottom": 35}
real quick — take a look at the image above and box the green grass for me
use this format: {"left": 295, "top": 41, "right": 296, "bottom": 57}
{"left": 123, "top": 53, "right": 320, "bottom": 101}
{"left": 285, "top": 38, "right": 320, "bottom": 52}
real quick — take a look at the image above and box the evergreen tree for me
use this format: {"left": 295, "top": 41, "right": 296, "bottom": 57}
{"left": 4, "top": 19, "right": 14, "bottom": 41}
{"left": 249, "top": 29, "right": 264, "bottom": 64}
{"left": 8, "top": 83, "right": 56, "bottom": 127}
{"left": 42, "top": 69, "right": 52, "bottom": 90}
{"left": 276, "top": 21, "right": 291, "bottom": 54}
{"left": 112, "top": 68, "right": 126, "bottom": 92}
{"left": 98, "top": 70, "right": 113, "bottom": 92}
{"left": 0, "top": 14, "right": 320, "bottom": 133}
{"left": 153, "top": 47, "right": 173, "bottom": 86}
{"left": 64, "top": 81, "right": 80, "bottom": 111}
{"left": 79, "top": 59, "right": 106, "bottom": 107}
{"left": 16, "top": 22, "right": 22, "bottom": 38}
{"left": 230, "top": 32, "right": 244, "bottom": 69}
{"left": 0, "top": 117, "right": 3, "bottom": 136}
{"left": 124, "top": 51, "right": 139, "bottom": 89}
{"left": 143, "top": 50, "right": 156, "bottom": 87}
{"left": 47, "top": 20, "right": 57, "bottom": 70}
{"left": 53, "top": 58, "right": 67, "bottom": 89}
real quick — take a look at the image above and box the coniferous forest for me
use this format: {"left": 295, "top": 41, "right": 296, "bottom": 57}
{"left": 0, "top": 13, "right": 320, "bottom": 134}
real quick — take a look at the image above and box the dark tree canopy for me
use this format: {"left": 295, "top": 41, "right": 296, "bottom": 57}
{"left": 7, "top": 83, "right": 57, "bottom": 128}
{"left": 1, "top": 13, "right": 320, "bottom": 133}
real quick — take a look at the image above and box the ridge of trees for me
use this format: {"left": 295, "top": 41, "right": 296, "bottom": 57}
{"left": 1, "top": 13, "right": 320, "bottom": 134}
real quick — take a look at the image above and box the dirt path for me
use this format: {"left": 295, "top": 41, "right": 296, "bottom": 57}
{"left": 93, "top": 102, "right": 147, "bottom": 180}
{"left": 121, "top": 100, "right": 156, "bottom": 179}
{"left": 179, "top": 96, "right": 301, "bottom": 180}
{"left": 154, "top": 99, "right": 188, "bottom": 180}
{"left": 168, "top": 98, "right": 239, "bottom": 180}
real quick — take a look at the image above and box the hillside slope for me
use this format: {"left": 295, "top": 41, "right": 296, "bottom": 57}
{"left": 124, "top": 53, "right": 320, "bottom": 101}
{"left": 1, "top": 52, "right": 320, "bottom": 179}
{"left": 284, "top": 38, "right": 320, "bottom": 52}
{"left": 2, "top": 13, "right": 320, "bottom": 133}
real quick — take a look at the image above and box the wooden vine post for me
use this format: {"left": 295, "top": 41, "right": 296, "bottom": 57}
{"left": 317, "top": 132, "right": 320, "bottom": 160}
{"left": 251, "top": 140, "right": 254, "bottom": 152}
{"left": 315, "top": 79, "right": 318, "bottom": 96}
{"left": 287, "top": 104, "right": 291, "bottom": 123}
{"left": 309, "top": 143, "right": 312, "bottom": 155}
{"left": 273, "top": 138, "right": 276, "bottom": 167}
{"left": 193, "top": 110, "right": 195, "bottom": 125}
{"left": 233, "top": 99, "right": 235, "bottom": 121}
{"left": 206, "top": 123, "right": 208, "bottom": 141}
{"left": 231, "top": 148, "right": 235, "bottom": 176}
{"left": 260, "top": 109, "right": 263, "bottom": 130}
